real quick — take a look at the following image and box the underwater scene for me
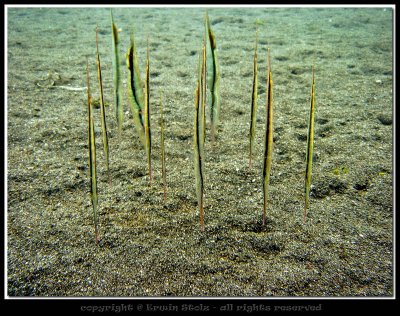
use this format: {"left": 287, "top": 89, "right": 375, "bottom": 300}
{"left": 7, "top": 6, "right": 393, "bottom": 296}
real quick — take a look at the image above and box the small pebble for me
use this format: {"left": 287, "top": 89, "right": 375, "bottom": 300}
{"left": 377, "top": 114, "right": 392, "bottom": 125}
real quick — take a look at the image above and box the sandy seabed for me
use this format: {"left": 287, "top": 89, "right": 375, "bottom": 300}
{"left": 6, "top": 7, "right": 393, "bottom": 297}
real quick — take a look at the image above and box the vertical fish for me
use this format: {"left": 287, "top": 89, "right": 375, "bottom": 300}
{"left": 86, "top": 60, "right": 99, "bottom": 244}
{"left": 249, "top": 26, "right": 259, "bottom": 169}
{"left": 194, "top": 41, "right": 207, "bottom": 232}
{"left": 262, "top": 48, "right": 273, "bottom": 226}
{"left": 194, "top": 85, "right": 204, "bottom": 232}
{"left": 126, "top": 31, "right": 145, "bottom": 146}
{"left": 110, "top": 10, "right": 123, "bottom": 135}
{"left": 304, "top": 66, "right": 316, "bottom": 221}
{"left": 144, "top": 38, "right": 152, "bottom": 185}
{"left": 95, "top": 25, "right": 111, "bottom": 185}
{"left": 160, "top": 93, "right": 167, "bottom": 203}
{"left": 205, "top": 11, "right": 221, "bottom": 142}
{"left": 201, "top": 38, "right": 207, "bottom": 148}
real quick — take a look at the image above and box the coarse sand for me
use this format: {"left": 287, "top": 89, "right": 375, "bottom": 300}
{"left": 6, "top": 6, "right": 393, "bottom": 297}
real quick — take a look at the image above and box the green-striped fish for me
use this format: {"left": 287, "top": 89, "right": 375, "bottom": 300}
{"left": 126, "top": 31, "right": 145, "bottom": 146}
{"left": 160, "top": 94, "right": 167, "bottom": 203}
{"left": 86, "top": 60, "right": 99, "bottom": 244}
{"left": 205, "top": 11, "right": 221, "bottom": 142}
{"left": 194, "top": 85, "right": 204, "bottom": 232}
{"left": 110, "top": 10, "right": 123, "bottom": 135}
{"left": 262, "top": 48, "right": 273, "bottom": 227}
{"left": 304, "top": 66, "right": 316, "bottom": 221}
{"left": 194, "top": 41, "right": 207, "bottom": 232}
{"left": 249, "top": 26, "right": 258, "bottom": 169}
{"left": 144, "top": 39, "right": 152, "bottom": 185}
{"left": 95, "top": 25, "right": 111, "bottom": 185}
{"left": 201, "top": 38, "right": 207, "bottom": 148}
